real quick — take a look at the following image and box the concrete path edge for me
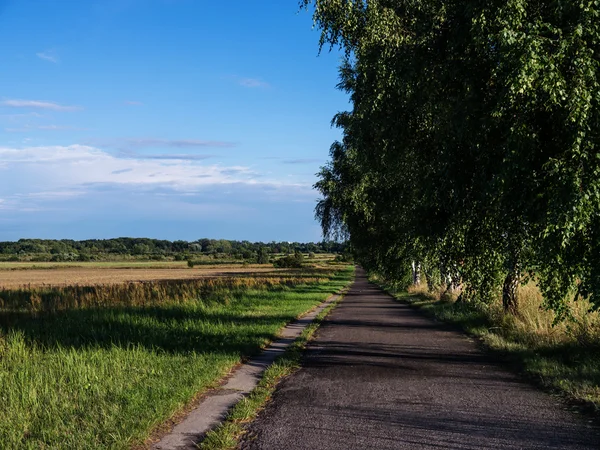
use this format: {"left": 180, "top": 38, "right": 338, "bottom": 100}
{"left": 151, "top": 291, "right": 345, "bottom": 450}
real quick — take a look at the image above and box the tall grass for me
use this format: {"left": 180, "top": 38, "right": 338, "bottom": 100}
{"left": 0, "top": 272, "right": 334, "bottom": 312}
{"left": 0, "top": 266, "right": 354, "bottom": 449}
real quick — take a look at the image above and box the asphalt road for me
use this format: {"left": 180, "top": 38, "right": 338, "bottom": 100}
{"left": 240, "top": 268, "right": 600, "bottom": 449}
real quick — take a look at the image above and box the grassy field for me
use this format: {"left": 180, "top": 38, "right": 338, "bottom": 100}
{"left": 0, "top": 265, "right": 354, "bottom": 449}
{"left": 375, "top": 278, "right": 600, "bottom": 416}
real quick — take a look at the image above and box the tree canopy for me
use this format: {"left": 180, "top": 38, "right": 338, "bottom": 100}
{"left": 306, "top": 0, "right": 600, "bottom": 315}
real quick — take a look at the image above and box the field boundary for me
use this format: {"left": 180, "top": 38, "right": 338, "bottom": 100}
{"left": 150, "top": 289, "right": 347, "bottom": 450}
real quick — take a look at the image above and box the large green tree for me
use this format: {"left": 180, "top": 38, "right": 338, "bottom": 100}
{"left": 307, "top": 0, "right": 600, "bottom": 315}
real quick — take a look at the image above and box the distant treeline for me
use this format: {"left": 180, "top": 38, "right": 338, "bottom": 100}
{"left": 0, "top": 238, "right": 346, "bottom": 262}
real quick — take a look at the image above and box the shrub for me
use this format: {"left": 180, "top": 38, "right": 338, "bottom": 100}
{"left": 273, "top": 251, "right": 304, "bottom": 268}
{"left": 334, "top": 251, "right": 354, "bottom": 263}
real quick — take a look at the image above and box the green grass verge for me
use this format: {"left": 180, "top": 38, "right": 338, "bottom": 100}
{"left": 381, "top": 286, "right": 600, "bottom": 417}
{"left": 0, "top": 267, "right": 354, "bottom": 449}
{"left": 199, "top": 280, "right": 352, "bottom": 450}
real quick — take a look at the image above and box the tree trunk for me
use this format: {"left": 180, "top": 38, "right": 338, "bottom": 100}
{"left": 411, "top": 261, "right": 421, "bottom": 285}
{"left": 502, "top": 269, "right": 520, "bottom": 314}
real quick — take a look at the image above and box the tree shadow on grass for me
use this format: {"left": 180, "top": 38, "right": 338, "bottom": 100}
{"left": 0, "top": 293, "right": 323, "bottom": 356}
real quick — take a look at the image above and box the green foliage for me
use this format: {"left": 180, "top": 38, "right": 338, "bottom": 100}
{"left": 257, "top": 247, "right": 270, "bottom": 264}
{"left": 273, "top": 251, "right": 305, "bottom": 269}
{"left": 0, "top": 238, "right": 347, "bottom": 263}
{"left": 334, "top": 251, "right": 354, "bottom": 264}
{"left": 306, "top": 0, "right": 600, "bottom": 316}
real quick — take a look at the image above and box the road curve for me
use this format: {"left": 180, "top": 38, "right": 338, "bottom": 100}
{"left": 240, "top": 268, "right": 600, "bottom": 449}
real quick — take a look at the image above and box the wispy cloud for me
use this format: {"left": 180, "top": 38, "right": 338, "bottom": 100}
{"left": 126, "top": 138, "right": 235, "bottom": 149}
{"left": 124, "top": 100, "right": 143, "bottom": 106}
{"left": 85, "top": 137, "right": 236, "bottom": 151}
{"left": 121, "top": 153, "right": 216, "bottom": 161}
{"left": 1, "top": 99, "right": 81, "bottom": 111}
{"left": 283, "top": 158, "right": 323, "bottom": 164}
{"left": 37, "top": 125, "right": 78, "bottom": 130}
{"left": 238, "top": 78, "right": 270, "bottom": 88}
{"left": 36, "top": 49, "right": 59, "bottom": 63}
{"left": 0, "top": 144, "right": 258, "bottom": 186}
{"left": 1, "top": 112, "right": 43, "bottom": 121}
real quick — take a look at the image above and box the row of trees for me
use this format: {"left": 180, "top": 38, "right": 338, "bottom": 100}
{"left": 0, "top": 238, "right": 346, "bottom": 262}
{"left": 307, "top": 0, "right": 600, "bottom": 317}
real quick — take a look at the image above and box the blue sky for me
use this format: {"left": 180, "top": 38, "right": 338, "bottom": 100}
{"left": 0, "top": 0, "right": 347, "bottom": 242}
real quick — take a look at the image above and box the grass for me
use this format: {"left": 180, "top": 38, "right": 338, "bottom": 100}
{"left": 374, "top": 276, "right": 600, "bottom": 415}
{"left": 0, "top": 265, "right": 354, "bottom": 449}
{"left": 199, "top": 286, "right": 348, "bottom": 450}
{"left": 0, "top": 272, "right": 336, "bottom": 312}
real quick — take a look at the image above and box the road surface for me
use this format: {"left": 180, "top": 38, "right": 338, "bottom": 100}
{"left": 241, "top": 268, "right": 600, "bottom": 449}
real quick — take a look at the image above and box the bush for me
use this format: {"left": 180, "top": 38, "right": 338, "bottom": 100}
{"left": 334, "top": 252, "right": 354, "bottom": 263}
{"left": 78, "top": 253, "right": 91, "bottom": 262}
{"left": 273, "top": 251, "right": 304, "bottom": 268}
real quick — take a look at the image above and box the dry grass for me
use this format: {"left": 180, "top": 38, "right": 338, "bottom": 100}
{"left": 0, "top": 261, "right": 190, "bottom": 270}
{"left": 0, "top": 270, "right": 340, "bottom": 313}
{"left": 0, "top": 266, "right": 279, "bottom": 289}
{"left": 407, "top": 281, "right": 600, "bottom": 347}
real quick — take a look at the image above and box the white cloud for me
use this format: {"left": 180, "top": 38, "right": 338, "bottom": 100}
{"left": 36, "top": 49, "right": 59, "bottom": 63}
{"left": 0, "top": 144, "right": 307, "bottom": 191}
{"left": 84, "top": 137, "right": 236, "bottom": 150}
{"left": 0, "top": 144, "right": 318, "bottom": 234}
{"left": 1, "top": 99, "right": 81, "bottom": 111}
{"left": 124, "top": 100, "right": 143, "bottom": 106}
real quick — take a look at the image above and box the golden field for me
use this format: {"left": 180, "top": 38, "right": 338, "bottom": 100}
{"left": 0, "top": 262, "right": 280, "bottom": 288}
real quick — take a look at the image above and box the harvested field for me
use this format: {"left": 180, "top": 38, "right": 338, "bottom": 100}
{"left": 0, "top": 266, "right": 279, "bottom": 288}
{"left": 0, "top": 261, "right": 190, "bottom": 270}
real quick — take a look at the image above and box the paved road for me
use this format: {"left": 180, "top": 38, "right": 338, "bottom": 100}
{"left": 241, "top": 269, "right": 600, "bottom": 449}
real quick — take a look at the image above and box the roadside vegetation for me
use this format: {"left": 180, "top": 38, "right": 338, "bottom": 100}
{"left": 0, "top": 265, "right": 354, "bottom": 449}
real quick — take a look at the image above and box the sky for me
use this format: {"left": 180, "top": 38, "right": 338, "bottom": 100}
{"left": 0, "top": 0, "right": 348, "bottom": 242}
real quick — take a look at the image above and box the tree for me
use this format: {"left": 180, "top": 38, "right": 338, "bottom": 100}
{"left": 306, "top": 0, "right": 600, "bottom": 315}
